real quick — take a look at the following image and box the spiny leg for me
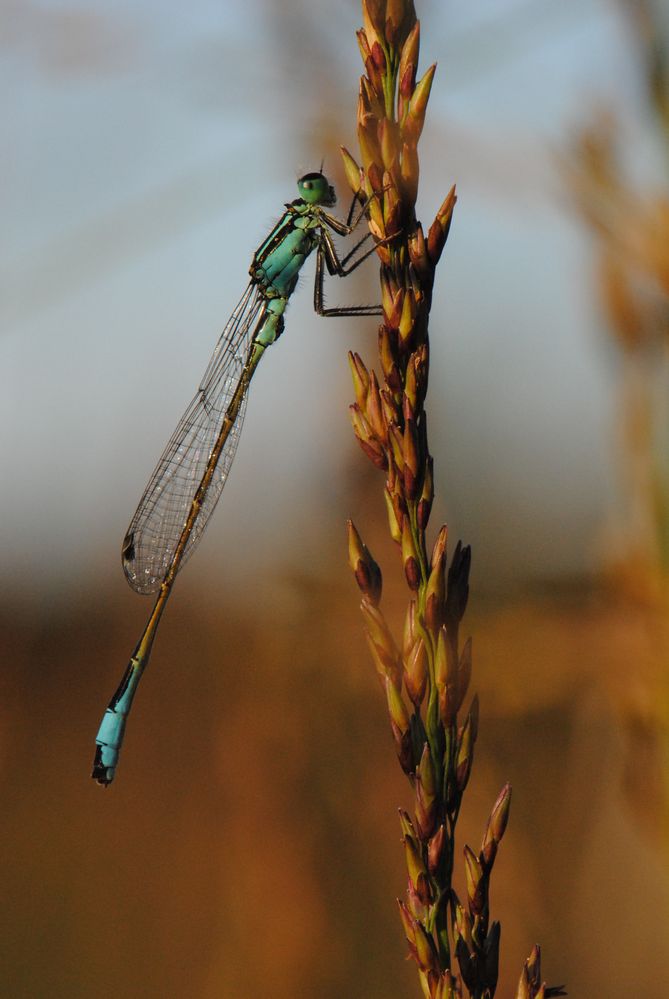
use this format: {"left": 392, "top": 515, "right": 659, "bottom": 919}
{"left": 313, "top": 244, "right": 382, "bottom": 318}
{"left": 336, "top": 231, "right": 373, "bottom": 270}
{"left": 320, "top": 225, "right": 385, "bottom": 277}
{"left": 345, "top": 188, "right": 368, "bottom": 227}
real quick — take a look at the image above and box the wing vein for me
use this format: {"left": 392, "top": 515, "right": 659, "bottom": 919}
{"left": 123, "top": 284, "right": 265, "bottom": 594}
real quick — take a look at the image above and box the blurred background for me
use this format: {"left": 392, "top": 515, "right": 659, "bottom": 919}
{"left": 2, "top": 0, "right": 669, "bottom": 995}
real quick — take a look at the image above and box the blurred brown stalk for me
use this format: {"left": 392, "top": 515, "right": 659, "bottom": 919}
{"left": 564, "top": 0, "right": 669, "bottom": 849}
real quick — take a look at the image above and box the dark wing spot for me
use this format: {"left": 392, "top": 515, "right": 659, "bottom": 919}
{"left": 122, "top": 531, "right": 135, "bottom": 564}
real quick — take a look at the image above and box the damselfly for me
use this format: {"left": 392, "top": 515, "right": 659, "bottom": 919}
{"left": 92, "top": 171, "right": 383, "bottom": 785}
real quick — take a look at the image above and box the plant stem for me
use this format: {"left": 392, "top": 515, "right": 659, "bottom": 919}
{"left": 344, "top": 4, "right": 563, "bottom": 997}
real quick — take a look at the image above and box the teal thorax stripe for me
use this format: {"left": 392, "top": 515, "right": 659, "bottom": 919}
{"left": 249, "top": 199, "right": 321, "bottom": 348}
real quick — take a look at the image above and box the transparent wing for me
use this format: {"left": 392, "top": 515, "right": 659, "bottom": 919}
{"left": 122, "top": 283, "right": 266, "bottom": 594}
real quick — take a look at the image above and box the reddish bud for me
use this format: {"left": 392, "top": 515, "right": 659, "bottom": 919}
{"left": 366, "top": 159, "right": 385, "bottom": 195}
{"left": 387, "top": 422, "right": 404, "bottom": 471}
{"left": 381, "top": 277, "right": 397, "bottom": 325}
{"left": 400, "top": 139, "right": 420, "bottom": 207}
{"left": 378, "top": 325, "right": 399, "bottom": 382}
{"left": 414, "top": 871, "right": 431, "bottom": 907}
{"left": 356, "top": 27, "right": 371, "bottom": 61}
{"left": 403, "top": 824, "right": 426, "bottom": 886}
{"left": 463, "top": 845, "right": 485, "bottom": 916}
{"left": 408, "top": 222, "right": 431, "bottom": 280}
{"left": 425, "top": 526, "right": 447, "bottom": 632}
{"left": 360, "top": 596, "right": 399, "bottom": 664}
{"left": 405, "top": 557, "right": 421, "bottom": 591}
{"left": 413, "top": 920, "right": 438, "bottom": 973}
{"left": 415, "top": 742, "right": 437, "bottom": 837}
{"left": 398, "top": 286, "right": 417, "bottom": 344}
{"left": 406, "top": 63, "right": 436, "bottom": 141}
{"left": 387, "top": 0, "right": 416, "bottom": 43}
{"left": 371, "top": 39, "right": 386, "bottom": 71}
{"left": 427, "top": 185, "right": 457, "bottom": 266}
{"left": 417, "top": 455, "right": 434, "bottom": 530}
{"left": 350, "top": 405, "right": 388, "bottom": 469}
{"left": 382, "top": 169, "right": 403, "bottom": 228}
{"left": 386, "top": 678, "right": 413, "bottom": 772}
{"left": 383, "top": 486, "right": 403, "bottom": 544}
{"left": 347, "top": 350, "right": 370, "bottom": 408}
{"left": 437, "top": 626, "right": 459, "bottom": 727}
{"left": 427, "top": 824, "right": 446, "bottom": 876}
{"left": 362, "top": 0, "right": 385, "bottom": 40}
{"left": 366, "top": 370, "right": 388, "bottom": 442}
{"left": 515, "top": 945, "right": 569, "bottom": 999}
{"left": 399, "top": 64, "right": 416, "bottom": 100}
{"left": 384, "top": 288, "right": 404, "bottom": 333}
{"left": 404, "top": 636, "right": 428, "bottom": 706}
{"left": 401, "top": 518, "right": 421, "bottom": 591}
{"left": 406, "top": 877, "right": 427, "bottom": 922}
{"left": 398, "top": 22, "right": 420, "bottom": 98}
{"left": 397, "top": 899, "right": 418, "bottom": 950}
{"left": 527, "top": 945, "right": 542, "bottom": 982}
{"left": 349, "top": 403, "right": 374, "bottom": 444}
{"left": 360, "top": 437, "right": 388, "bottom": 469}
{"left": 347, "top": 519, "right": 383, "bottom": 605}
{"left": 418, "top": 741, "right": 436, "bottom": 798}
{"left": 482, "top": 782, "right": 512, "bottom": 867}
{"left": 455, "top": 711, "right": 474, "bottom": 793}
{"left": 340, "top": 146, "right": 363, "bottom": 196}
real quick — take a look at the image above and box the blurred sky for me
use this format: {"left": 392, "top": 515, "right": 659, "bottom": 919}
{"left": 2, "top": 0, "right": 665, "bottom": 601}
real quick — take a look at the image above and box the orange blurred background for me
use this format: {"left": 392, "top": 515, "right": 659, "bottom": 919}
{"left": 2, "top": 1, "right": 669, "bottom": 996}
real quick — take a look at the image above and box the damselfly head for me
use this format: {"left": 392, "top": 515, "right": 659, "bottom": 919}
{"left": 297, "top": 172, "right": 336, "bottom": 207}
